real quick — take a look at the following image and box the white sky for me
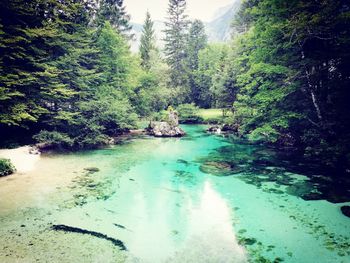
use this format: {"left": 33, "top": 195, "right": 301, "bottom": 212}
{"left": 125, "top": 0, "right": 235, "bottom": 24}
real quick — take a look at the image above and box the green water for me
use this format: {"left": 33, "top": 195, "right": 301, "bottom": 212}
{"left": 0, "top": 125, "right": 349, "bottom": 262}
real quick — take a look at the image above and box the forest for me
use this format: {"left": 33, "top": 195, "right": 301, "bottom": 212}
{"left": 1, "top": 0, "right": 349, "bottom": 175}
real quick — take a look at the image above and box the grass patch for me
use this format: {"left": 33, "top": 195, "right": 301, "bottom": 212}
{"left": 136, "top": 120, "right": 150, "bottom": 129}
{"left": 198, "top": 108, "right": 232, "bottom": 123}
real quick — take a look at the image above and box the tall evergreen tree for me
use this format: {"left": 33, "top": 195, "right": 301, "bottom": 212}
{"left": 185, "top": 20, "right": 207, "bottom": 105}
{"left": 163, "top": 0, "right": 189, "bottom": 92}
{"left": 139, "top": 11, "right": 155, "bottom": 70}
{"left": 96, "top": 0, "right": 133, "bottom": 38}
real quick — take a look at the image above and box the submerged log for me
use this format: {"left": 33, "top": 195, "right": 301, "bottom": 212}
{"left": 51, "top": 224, "right": 127, "bottom": 251}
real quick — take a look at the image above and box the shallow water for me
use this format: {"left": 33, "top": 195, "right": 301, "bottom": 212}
{"left": 0, "top": 125, "right": 349, "bottom": 262}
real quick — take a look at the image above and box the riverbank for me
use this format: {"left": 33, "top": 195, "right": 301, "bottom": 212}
{"left": 0, "top": 146, "right": 40, "bottom": 174}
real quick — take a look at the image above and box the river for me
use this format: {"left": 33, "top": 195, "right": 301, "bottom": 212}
{"left": 0, "top": 125, "right": 349, "bottom": 262}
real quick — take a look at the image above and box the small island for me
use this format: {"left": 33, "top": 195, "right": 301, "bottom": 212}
{"left": 146, "top": 108, "right": 185, "bottom": 137}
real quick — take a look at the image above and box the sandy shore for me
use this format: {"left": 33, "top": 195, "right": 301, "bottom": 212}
{"left": 0, "top": 146, "right": 40, "bottom": 174}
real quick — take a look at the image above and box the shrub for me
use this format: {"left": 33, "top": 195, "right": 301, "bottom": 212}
{"left": 151, "top": 110, "right": 168, "bottom": 121}
{"left": 33, "top": 130, "right": 74, "bottom": 149}
{"left": 76, "top": 132, "right": 111, "bottom": 149}
{"left": 0, "top": 159, "right": 16, "bottom": 176}
{"left": 177, "top": 103, "right": 204, "bottom": 124}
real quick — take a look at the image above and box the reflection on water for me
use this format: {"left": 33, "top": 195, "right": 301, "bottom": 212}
{"left": 164, "top": 181, "right": 246, "bottom": 263}
{"left": 0, "top": 125, "right": 349, "bottom": 263}
{"left": 118, "top": 180, "right": 246, "bottom": 263}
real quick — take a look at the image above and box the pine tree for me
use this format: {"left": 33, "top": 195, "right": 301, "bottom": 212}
{"left": 96, "top": 0, "right": 133, "bottom": 38}
{"left": 185, "top": 20, "right": 207, "bottom": 105}
{"left": 163, "top": 0, "right": 189, "bottom": 90}
{"left": 139, "top": 11, "right": 155, "bottom": 70}
{"left": 0, "top": 0, "right": 66, "bottom": 127}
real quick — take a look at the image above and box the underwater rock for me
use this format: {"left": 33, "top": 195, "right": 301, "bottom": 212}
{"left": 28, "top": 146, "right": 41, "bottom": 155}
{"left": 238, "top": 236, "right": 257, "bottom": 246}
{"left": 340, "top": 206, "right": 350, "bottom": 218}
{"left": 199, "top": 161, "right": 238, "bottom": 176}
{"left": 176, "top": 159, "right": 190, "bottom": 166}
{"left": 51, "top": 224, "right": 127, "bottom": 250}
{"left": 84, "top": 167, "right": 100, "bottom": 173}
{"left": 113, "top": 223, "right": 126, "bottom": 230}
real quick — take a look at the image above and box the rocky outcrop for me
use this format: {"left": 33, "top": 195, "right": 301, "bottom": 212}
{"left": 147, "top": 110, "right": 185, "bottom": 137}
{"left": 147, "top": 121, "right": 185, "bottom": 137}
{"left": 29, "top": 146, "right": 41, "bottom": 155}
{"left": 207, "top": 125, "right": 222, "bottom": 133}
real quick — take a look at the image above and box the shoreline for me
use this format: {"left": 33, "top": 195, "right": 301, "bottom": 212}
{"left": 0, "top": 146, "right": 40, "bottom": 174}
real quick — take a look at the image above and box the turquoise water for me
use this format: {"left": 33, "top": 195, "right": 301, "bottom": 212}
{"left": 0, "top": 125, "right": 349, "bottom": 262}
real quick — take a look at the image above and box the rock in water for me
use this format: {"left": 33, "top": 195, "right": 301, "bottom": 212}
{"left": 147, "top": 109, "right": 185, "bottom": 137}
{"left": 147, "top": 121, "right": 185, "bottom": 137}
{"left": 168, "top": 110, "right": 179, "bottom": 127}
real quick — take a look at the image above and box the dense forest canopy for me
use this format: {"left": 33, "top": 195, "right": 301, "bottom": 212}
{"left": 0, "top": 0, "right": 349, "bottom": 175}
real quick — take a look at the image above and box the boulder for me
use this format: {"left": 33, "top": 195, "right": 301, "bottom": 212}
{"left": 147, "top": 109, "right": 185, "bottom": 137}
{"left": 29, "top": 146, "right": 41, "bottom": 155}
{"left": 147, "top": 121, "right": 185, "bottom": 137}
{"left": 168, "top": 110, "right": 179, "bottom": 127}
{"left": 207, "top": 125, "right": 222, "bottom": 133}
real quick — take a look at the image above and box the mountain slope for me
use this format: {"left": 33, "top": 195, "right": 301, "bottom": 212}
{"left": 205, "top": 1, "right": 241, "bottom": 42}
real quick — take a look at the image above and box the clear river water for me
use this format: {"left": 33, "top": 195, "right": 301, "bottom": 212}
{"left": 0, "top": 125, "right": 349, "bottom": 263}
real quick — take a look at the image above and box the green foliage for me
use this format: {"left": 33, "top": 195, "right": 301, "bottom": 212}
{"left": 33, "top": 131, "right": 74, "bottom": 148}
{"left": 228, "top": 0, "right": 350, "bottom": 171}
{"left": 133, "top": 70, "right": 169, "bottom": 117}
{"left": 195, "top": 44, "right": 232, "bottom": 108}
{"left": 0, "top": 158, "right": 16, "bottom": 177}
{"left": 185, "top": 20, "right": 208, "bottom": 105}
{"left": 151, "top": 110, "right": 169, "bottom": 122}
{"left": 164, "top": 0, "right": 189, "bottom": 100}
{"left": 177, "top": 103, "right": 203, "bottom": 124}
{"left": 35, "top": 21, "right": 138, "bottom": 149}
{"left": 0, "top": 1, "right": 139, "bottom": 150}
{"left": 140, "top": 11, "right": 156, "bottom": 70}
{"left": 96, "top": 0, "right": 133, "bottom": 38}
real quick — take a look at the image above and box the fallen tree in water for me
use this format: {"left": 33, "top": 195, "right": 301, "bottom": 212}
{"left": 51, "top": 224, "right": 127, "bottom": 251}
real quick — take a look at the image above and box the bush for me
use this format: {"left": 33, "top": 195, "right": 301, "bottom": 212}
{"left": 76, "top": 132, "right": 111, "bottom": 149}
{"left": 33, "top": 130, "right": 74, "bottom": 149}
{"left": 0, "top": 159, "right": 16, "bottom": 176}
{"left": 177, "top": 104, "right": 204, "bottom": 124}
{"left": 151, "top": 110, "right": 168, "bottom": 122}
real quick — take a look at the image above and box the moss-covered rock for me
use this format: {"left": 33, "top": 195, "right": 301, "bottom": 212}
{"left": 0, "top": 158, "right": 16, "bottom": 176}
{"left": 199, "top": 161, "right": 237, "bottom": 176}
